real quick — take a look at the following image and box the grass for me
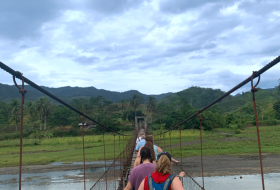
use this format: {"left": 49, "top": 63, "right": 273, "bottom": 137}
{"left": 152, "top": 125, "right": 280, "bottom": 158}
{"left": 0, "top": 134, "right": 131, "bottom": 167}
{"left": 1, "top": 125, "right": 280, "bottom": 167}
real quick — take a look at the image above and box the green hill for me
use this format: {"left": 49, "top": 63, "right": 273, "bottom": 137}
{"left": 0, "top": 83, "right": 173, "bottom": 103}
{"left": 159, "top": 86, "right": 280, "bottom": 113}
{"left": 217, "top": 87, "right": 280, "bottom": 113}
{"left": 159, "top": 86, "right": 233, "bottom": 108}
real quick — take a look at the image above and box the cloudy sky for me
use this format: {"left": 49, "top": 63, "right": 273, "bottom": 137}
{"left": 0, "top": 0, "right": 279, "bottom": 95}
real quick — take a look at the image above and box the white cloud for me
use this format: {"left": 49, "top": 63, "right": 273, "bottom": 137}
{"left": 0, "top": 0, "right": 279, "bottom": 95}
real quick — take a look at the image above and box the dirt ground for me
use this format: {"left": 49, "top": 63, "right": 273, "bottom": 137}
{"left": 173, "top": 154, "right": 280, "bottom": 177}
{"left": 0, "top": 154, "right": 279, "bottom": 178}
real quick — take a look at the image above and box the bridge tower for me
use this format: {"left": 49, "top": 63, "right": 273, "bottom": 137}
{"left": 135, "top": 116, "right": 147, "bottom": 132}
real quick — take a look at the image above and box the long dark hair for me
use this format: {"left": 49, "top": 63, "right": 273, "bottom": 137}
{"left": 140, "top": 147, "right": 153, "bottom": 164}
{"left": 144, "top": 141, "right": 156, "bottom": 162}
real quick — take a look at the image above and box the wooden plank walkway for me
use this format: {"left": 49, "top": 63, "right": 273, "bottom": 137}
{"left": 117, "top": 129, "right": 144, "bottom": 190}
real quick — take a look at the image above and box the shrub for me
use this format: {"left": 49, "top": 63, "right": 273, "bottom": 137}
{"left": 234, "top": 130, "right": 241, "bottom": 134}
{"left": 33, "top": 140, "right": 41, "bottom": 145}
{"left": 252, "top": 119, "right": 280, "bottom": 126}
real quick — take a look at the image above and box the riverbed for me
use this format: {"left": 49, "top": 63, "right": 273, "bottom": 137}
{"left": 1, "top": 154, "right": 279, "bottom": 189}
{"left": 1, "top": 169, "right": 279, "bottom": 189}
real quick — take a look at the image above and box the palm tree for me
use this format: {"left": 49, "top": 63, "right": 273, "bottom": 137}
{"left": 146, "top": 96, "right": 157, "bottom": 123}
{"left": 9, "top": 99, "right": 20, "bottom": 131}
{"left": 43, "top": 100, "right": 54, "bottom": 130}
{"left": 26, "top": 101, "right": 36, "bottom": 128}
{"left": 119, "top": 98, "right": 127, "bottom": 122}
{"left": 119, "top": 98, "right": 127, "bottom": 112}
{"left": 36, "top": 98, "right": 46, "bottom": 131}
{"left": 129, "top": 94, "right": 143, "bottom": 116}
{"left": 36, "top": 98, "right": 54, "bottom": 131}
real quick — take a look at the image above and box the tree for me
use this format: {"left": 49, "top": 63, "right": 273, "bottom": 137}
{"left": 36, "top": 98, "right": 46, "bottom": 131}
{"left": 49, "top": 106, "right": 74, "bottom": 126}
{"left": 26, "top": 101, "right": 36, "bottom": 128}
{"left": 71, "top": 98, "right": 89, "bottom": 114}
{"left": 156, "top": 102, "right": 167, "bottom": 125}
{"left": 88, "top": 96, "right": 113, "bottom": 118}
{"left": 129, "top": 94, "right": 143, "bottom": 116}
{"left": 277, "top": 79, "right": 280, "bottom": 99}
{"left": 273, "top": 101, "right": 280, "bottom": 113}
{"left": 146, "top": 96, "right": 157, "bottom": 123}
{"left": 43, "top": 100, "right": 54, "bottom": 130}
{"left": 119, "top": 99, "right": 127, "bottom": 112}
{"left": 35, "top": 98, "right": 54, "bottom": 131}
{"left": 89, "top": 96, "right": 103, "bottom": 118}
{"left": 226, "top": 114, "right": 235, "bottom": 125}
{"left": 127, "top": 110, "right": 145, "bottom": 124}
{"left": 0, "top": 101, "right": 9, "bottom": 125}
{"left": 9, "top": 99, "right": 20, "bottom": 131}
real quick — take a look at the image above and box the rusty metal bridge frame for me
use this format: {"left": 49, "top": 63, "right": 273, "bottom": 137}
{"left": 0, "top": 55, "right": 280, "bottom": 190}
{"left": 135, "top": 115, "right": 148, "bottom": 132}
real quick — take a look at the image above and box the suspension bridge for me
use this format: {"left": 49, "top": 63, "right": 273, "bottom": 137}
{"left": 0, "top": 55, "right": 280, "bottom": 190}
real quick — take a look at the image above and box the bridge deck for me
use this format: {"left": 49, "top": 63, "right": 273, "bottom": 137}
{"left": 117, "top": 129, "right": 144, "bottom": 190}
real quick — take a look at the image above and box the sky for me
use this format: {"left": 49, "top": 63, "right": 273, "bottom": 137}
{"left": 0, "top": 0, "right": 280, "bottom": 95}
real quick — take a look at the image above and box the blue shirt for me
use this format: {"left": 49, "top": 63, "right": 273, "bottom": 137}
{"left": 136, "top": 139, "right": 146, "bottom": 150}
{"left": 153, "top": 145, "right": 158, "bottom": 160}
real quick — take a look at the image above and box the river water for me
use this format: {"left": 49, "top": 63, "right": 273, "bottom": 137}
{"left": 194, "top": 173, "right": 280, "bottom": 190}
{"left": 0, "top": 163, "right": 279, "bottom": 190}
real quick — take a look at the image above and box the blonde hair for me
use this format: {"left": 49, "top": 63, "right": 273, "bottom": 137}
{"left": 155, "top": 155, "right": 171, "bottom": 175}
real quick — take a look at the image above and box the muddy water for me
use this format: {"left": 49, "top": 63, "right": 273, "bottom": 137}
{"left": 193, "top": 173, "right": 280, "bottom": 190}
{"left": 0, "top": 168, "right": 279, "bottom": 190}
{"left": 0, "top": 168, "right": 118, "bottom": 190}
{"left": 48, "top": 161, "right": 117, "bottom": 165}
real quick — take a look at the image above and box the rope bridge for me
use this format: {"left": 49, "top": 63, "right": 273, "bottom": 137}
{"left": 0, "top": 55, "right": 280, "bottom": 190}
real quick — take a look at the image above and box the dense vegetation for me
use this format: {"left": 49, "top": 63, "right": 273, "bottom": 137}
{"left": 0, "top": 81, "right": 280, "bottom": 167}
{"left": 0, "top": 80, "right": 280, "bottom": 141}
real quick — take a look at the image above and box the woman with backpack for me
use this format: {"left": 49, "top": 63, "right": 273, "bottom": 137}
{"left": 138, "top": 151, "right": 185, "bottom": 190}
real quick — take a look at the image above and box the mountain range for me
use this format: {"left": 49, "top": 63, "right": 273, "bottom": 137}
{"left": 0, "top": 83, "right": 278, "bottom": 113}
{"left": 0, "top": 83, "right": 173, "bottom": 103}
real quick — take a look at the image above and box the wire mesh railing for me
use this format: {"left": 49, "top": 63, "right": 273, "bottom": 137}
{"left": 89, "top": 131, "right": 137, "bottom": 190}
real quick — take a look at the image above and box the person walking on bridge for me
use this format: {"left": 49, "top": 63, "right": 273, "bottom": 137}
{"left": 138, "top": 151, "right": 185, "bottom": 190}
{"left": 134, "top": 135, "right": 179, "bottom": 167}
{"left": 124, "top": 147, "right": 156, "bottom": 190}
{"left": 136, "top": 132, "right": 145, "bottom": 150}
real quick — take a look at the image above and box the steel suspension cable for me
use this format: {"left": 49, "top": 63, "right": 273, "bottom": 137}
{"left": 79, "top": 114, "right": 86, "bottom": 190}
{"left": 0, "top": 61, "right": 129, "bottom": 136}
{"left": 119, "top": 135, "right": 121, "bottom": 176}
{"left": 102, "top": 128, "right": 107, "bottom": 190}
{"left": 114, "top": 133, "right": 116, "bottom": 190}
{"left": 122, "top": 136, "right": 125, "bottom": 165}
{"left": 169, "top": 131, "right": 172, "bottom": 155}
{"left": 13, "top": 73, "right": 27, "bottom": 190}
{"left": 179, "top": 126, "right": 184, "bottom": 186}
{"left": 250, "top": 72, "right": 265, "bottom": 190}
{"left": 198, "top": 111, "right": 204, "bottom": 189}
{"left": 179, "top": 127, "right": 182, "bottom": 167}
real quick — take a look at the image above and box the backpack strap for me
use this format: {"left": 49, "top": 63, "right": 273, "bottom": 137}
{"left": 147, "top": 174, "right": 153, "bottom": 190}
{"left": 163, "top": 174, "right": 175, "bottom": 190}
